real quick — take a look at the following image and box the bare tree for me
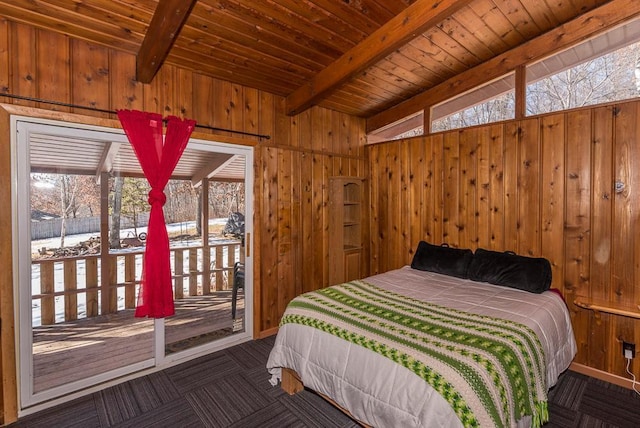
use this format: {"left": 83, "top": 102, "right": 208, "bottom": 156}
{"left": 527, "top": 42, "right": 640, "bottom": 115}
{"left": 110, "top": 176, "right": 124, "bottom": 248}
{"left": 58, "top": 175, "right": 79, "bottom": 247}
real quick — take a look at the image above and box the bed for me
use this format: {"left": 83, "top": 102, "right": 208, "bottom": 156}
{"left": 266, "top": 245, "right": 576, "bottom": 428}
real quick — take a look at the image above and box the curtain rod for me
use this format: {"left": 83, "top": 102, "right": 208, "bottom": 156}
{"left": 0, "top": 93, "right": 271, "bottom": 140}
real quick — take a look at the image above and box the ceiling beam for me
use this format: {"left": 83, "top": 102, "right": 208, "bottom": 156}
{"left": 136, "top": 0, "right": 197, "bottom": 84}
{"left": 366, "top": 0, "right": 640, "bottom": 134}
{"left": 284, "top": 0, "right": 473, "bottom": 116}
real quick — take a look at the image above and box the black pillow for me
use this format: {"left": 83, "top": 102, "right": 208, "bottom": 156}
{"left": 467, "top": 248, "right": 552, "bottom": 293}
{"left": 410, "top": 241, "right": 473, "bottom": 279}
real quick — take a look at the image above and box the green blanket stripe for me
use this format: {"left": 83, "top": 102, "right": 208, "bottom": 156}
{"left": 285, "top": 299, "right": 502, "bottom": 426}
{"left": 280, "top": 313, "right": 480, "bottom": 428}
{"left": 342, "top": 280, "right": 547, "bottom": 385}
{"left": 305, "top": 291, "right": 524, "bottom": 422}
{"left": 282, "top": 281, "right": 549, "bottom": 428}
{"left": 328, "top": 282, "right": 547, "bottom": 422}
{"left": 331, "top": 282, "right": 546, "bottom": 415}
{"left": 336, "top": 280, "right": 547, "bottom": 416}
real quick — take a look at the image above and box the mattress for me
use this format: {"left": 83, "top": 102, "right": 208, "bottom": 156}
{"left": 267, "top": 266, "right": 577, "bottom": 427}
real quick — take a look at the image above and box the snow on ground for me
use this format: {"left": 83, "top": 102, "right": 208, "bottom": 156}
{"left": 31, "top": 218, "right": 230, "bottom": 254}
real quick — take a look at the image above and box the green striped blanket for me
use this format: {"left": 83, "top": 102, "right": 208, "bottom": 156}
{"left": 280, "top": 280, "right": 548, "bottom": 428}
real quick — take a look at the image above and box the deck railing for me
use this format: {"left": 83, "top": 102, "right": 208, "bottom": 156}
{"left": 31, "top": 241, "right": 243, "bottom": 326}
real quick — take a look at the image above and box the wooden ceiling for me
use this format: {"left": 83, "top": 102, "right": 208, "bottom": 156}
{"left": 2, "top": 0, "right": 640, "bottom": 133}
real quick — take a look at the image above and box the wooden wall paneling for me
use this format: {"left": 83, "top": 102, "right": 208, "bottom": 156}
{"left": 476, "top": 127, "right": 491, "bottom": 249}
{"left": 243, "top": 86, "right": 259, "bottom": 141}
{"left": 277, "top": 148, "right": 294, "bottom": 317}
{"left": 369, "top": 145, "right": 381, "bottom": 275}
{"left": 458, "top": 128, "right": 477, "bottom": 248}
{"left": 253, "top": 92, "right": 275, "bottom": 336}
{"left": 360, "top": 154, "right": 370, "bottom": 277}
{"left": 36, "top": 30, "right": 70, "bottom": 111}
{"left": 0, "top": 18, "right": 9, "bottom": 103}
{"left": 399, "top": 139, "right": 411, "bottom": 264}
{"left": 330, "top": 109, "right": 342, "bottom": 155}
{"left": 540, "top": 113, "right": 566, "bottom": 291}
{"left": 191, "top": 73, "right": 214, "bottom": 127}
{"left": 347, "top": 113, "right": 357, "bottom": 159}
{"left": 561, "top": 109, "right": 593, "bottom": 365}
{"left": 312, "top": 152, "right": 325, "bottom": 288}
{"left": 378, "top": 145, "right": 391, "bottom": 272}
{"left": 409, "top": 137, "right": 424, "bottom": 255}
{"left": 297, "top": 109, "right": 311, "bottom": 150}
{"left": 260, "top": 146, "right": 279, "bottom": 330}
{"left": 388, "top": 141, "right": 402, "bottom": 270}
{"left": 431, "top": 134, "right": 444, "bottom": 244}
{"left": 611, "top": 102, "right": 640, "bottom": 377}
{"left": 516, "top": 118, "right": 541, "bottom": 255}
{"left": 322, "top": 153, "right": 332, "bottom": 285}
{"left": 488, "top": 124, "right": 505, "bottom": 250}
{"left": 150, "top": 65, "right": 177, "bottom": 115}
{"left": 272, "top": 95, "right": 289, "bottom": 147}
{"left": 70, "top": 39, "right": 110, "bottom": 117}
{"left": 291, "top": 151, "right": 302, "bottom": 295}
{"left": 587, "top": 105, "right": 614, "bottom": 369}
{"left": 251, "top": 146, "right": 263, "bottom": 336}
{"left": 230, "top": 83, "right": 243, "bottom": 135}
{"left": 611, "top": 103, "right": 636, "bottom": 307}
{"left": 331, "top": 110, "right": 342, "bottom": 173}
{"left": 502, "top": 122, "right": 519, "bottom": 251}
{"left": 109, "top": 50, "right": 143, "bottom": 111}
{"left": 211, "top": 79, "right": 231, "bottom": 138}
{"left": 442, "top": 132, "right": 460, "bottom": 246}
{"left": 11, "top": 23, "right": 37, "bottom": 107}
{"left": 299, "top": 157, "right": 315, "bottom": 293}
{"left": 175, "top": 68, "right": 194, "bottom": 119}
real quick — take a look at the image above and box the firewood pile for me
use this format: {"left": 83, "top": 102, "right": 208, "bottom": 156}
{"left": 36, "top": 236, "right": 101, "bottom": 259}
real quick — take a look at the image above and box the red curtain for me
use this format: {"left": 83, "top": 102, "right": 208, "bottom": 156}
{"left": 117, "top": 110, "right": 196, "bottom": 318}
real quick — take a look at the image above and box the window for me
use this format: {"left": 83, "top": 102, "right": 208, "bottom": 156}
{"left": 526, "top": 40, "right": 640, "bottom": 115}
{"left": 431, "top": 74, "right": 515, "bottom": 132}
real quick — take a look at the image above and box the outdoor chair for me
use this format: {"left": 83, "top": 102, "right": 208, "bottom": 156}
{"left": 232, "top": 261, "right": 244, "bottom": 319}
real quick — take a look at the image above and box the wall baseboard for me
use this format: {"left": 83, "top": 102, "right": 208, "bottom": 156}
{"left": 570, "top": 362, "right": 637, "bottom": 390}
{"left": 256, "top": 327, "right": 279, "bottom": 339}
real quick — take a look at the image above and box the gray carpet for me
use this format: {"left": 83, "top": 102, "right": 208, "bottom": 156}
{"left": 8, "top": 336, "right": 640, "bottom": 427}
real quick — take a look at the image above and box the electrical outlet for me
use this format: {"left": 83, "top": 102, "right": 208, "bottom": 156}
{"left": 623, "top": 341, "right": 635, "bottom": 359}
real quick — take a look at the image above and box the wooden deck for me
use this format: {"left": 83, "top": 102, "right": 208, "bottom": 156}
{"left": 32, "top": 291, "right": 244, "bottom": 393}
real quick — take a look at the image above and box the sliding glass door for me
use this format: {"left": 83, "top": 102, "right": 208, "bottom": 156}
{"left": 13, "top": 116, "right": 253, "bottom": 411}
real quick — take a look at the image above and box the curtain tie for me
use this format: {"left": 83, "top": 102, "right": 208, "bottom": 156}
{"left": 148, "top": 188, "right": 167, "bottom": 206}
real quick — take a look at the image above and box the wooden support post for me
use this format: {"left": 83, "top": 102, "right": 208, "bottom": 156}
{"left": 174, "top": 250, "right": 184, "bottom": 299}
{"left": 100, "top": 172, "right": 112, "bottom": 314}
{"left": 63, "top": 259, "right": 77, "bottom": 322}
{"left": 189, "top": 248, "right": 198, "bottom": 296}
{"left": 201, "top": 179, "right": 211, "bottom": 294}
{"left": 40, "top": 262, "right": 55, "bottom": 325}
{"left": 85, "top": 258, "right": 98, "bottom": 317}
{"left": 124, "top": 254, "right": 136, "bottom": 308}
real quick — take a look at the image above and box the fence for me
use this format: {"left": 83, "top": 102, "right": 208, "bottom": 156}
{"left": 31, "top": 213, "right": 151, "bottom": 240}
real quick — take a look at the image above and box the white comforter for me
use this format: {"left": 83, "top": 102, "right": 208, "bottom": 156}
{"left": 267, "top": 266, "right": 577, "bottom": 427}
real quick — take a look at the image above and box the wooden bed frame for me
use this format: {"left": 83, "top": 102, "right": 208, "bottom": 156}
{"left": 281, "top": 368, "right": 372, "bottom": 427}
